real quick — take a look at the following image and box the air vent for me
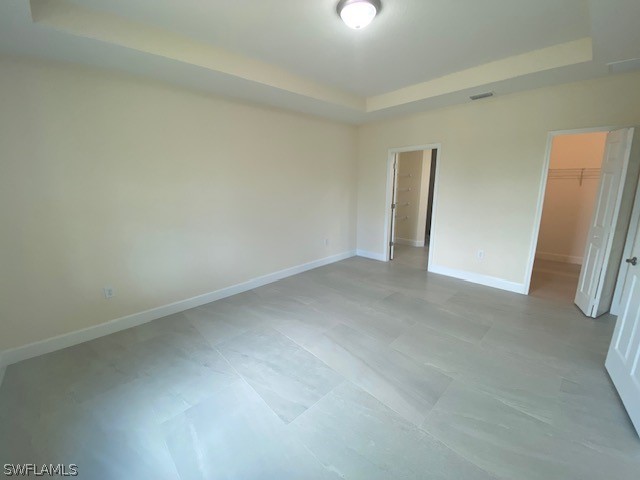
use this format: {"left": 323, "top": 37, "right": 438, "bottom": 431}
{"left": 470, "top": 92, "right": 494, "bottom": 101}
{"left": 608, "top": 58, "right": 640, "bottom": 74}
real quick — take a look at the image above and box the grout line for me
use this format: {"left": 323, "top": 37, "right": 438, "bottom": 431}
{"left": 287, "top": 379, "right": 347, "bottom": 427}
{"left": 420, "top": 377, "right": 456, "bottom": 428}
{"left": 212, "top": 344, "right": 290, "bottom": 422}
{"left": 214, "top": 340, "right": 342, "bottom": 426}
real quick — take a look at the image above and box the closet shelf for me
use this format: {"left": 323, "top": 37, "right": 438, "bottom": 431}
{"left": 548, "top": 167, "right": 600, "bottom": 186}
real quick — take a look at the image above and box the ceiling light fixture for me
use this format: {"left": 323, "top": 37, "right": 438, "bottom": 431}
{"left": 337, "top": 0, "right": 381, "bottom": 30}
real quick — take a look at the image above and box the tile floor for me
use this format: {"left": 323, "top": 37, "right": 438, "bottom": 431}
{"left": 1, "top": 246, "right": 639, "bottom": 479}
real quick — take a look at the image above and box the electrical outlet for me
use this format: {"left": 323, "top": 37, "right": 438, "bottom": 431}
{"left": 477, "top": 250, "right": 485, "bottom": 261}
{"left": 324, "top": 238, "right": 330, "bottom": 247}
{"left": 103, "top": 286, "right": 115, "bottom": 299}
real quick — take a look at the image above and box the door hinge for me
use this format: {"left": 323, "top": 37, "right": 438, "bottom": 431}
{"left": 389, "top": 241, "right": 395, "bottom": 247}
{"left": 391, "top": 203, "right": 397, "bottom": 209}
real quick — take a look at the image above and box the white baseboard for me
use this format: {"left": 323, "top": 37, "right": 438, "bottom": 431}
{"left": 356, "top": 249, "right": 387, "bottom": 261}
{"left": 395, "top": 238, "right": 425, "bottom": 247}
{"left": 0, "top": 250, "right": 356, "bottom": 369}
{"left": 428, "top": 264, "right": 527, "bottom": 294}
{"left": 535, "top": 252, "right": 582, "bottom": 265}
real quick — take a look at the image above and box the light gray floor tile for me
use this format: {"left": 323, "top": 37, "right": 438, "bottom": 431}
{"left": 291, "top": 381, "right": 497, "bottom": 480}
{"left": 2, "top": 245, "right": 639, "bottom": 479}
{"left": 305, "top": 323, "right": 453, "bottom": 426}
{"left": 102, "top": 320, "right": 238, "bottom": 398}
{"left": 552, "top": 376, "right": 640, "bottom": 461}
{"left": 2, "top": 390, "right": 180, "bottom": 479}
{"left": 253, "top": 274, "right": 340, "bottom": 305}
{"left": 392, "top": 322, "right": 562, "bottom": 424}
{"left": 375, "top": 292, "right": 491, "bottom": 343}
{"left": 564, "top": 314, "right": 617, "bottom": 354}
{"left": 217, "top": 327, "right": 343, "bottom": 423}
{"left": 314, "top": 296, "right": 412, "bottom": 344}
{"left": 259, "top": 302, "right": 341, "bottom": 347}
{"left": 480, "top": 324, "right": 606, "bottom": 378}
{"left": 182, "top": 306, "right": 250, "bottom": 346}
{"left": 424, "top": 381, "right": 640, "bottom": 480}
{"left": 0, "top": 340, "right": 135, "bottom": 410}
{"left": 65, "top": 424, "right": 180, "bottom": 480}
{"left": 162, "top": 380, "right": 340, "bottom": 480}
{"left": 186, "top": 298, "right": 266, "bottom": 335}
{"left": 303, "top": 268, "right": 396, "bottom": 305}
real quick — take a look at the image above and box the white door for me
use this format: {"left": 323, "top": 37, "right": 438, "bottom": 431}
{"left": 389, "top": 154, "right": 399, "bottom": 260}
{"left": 606, "top": 218, "right": 640, "bottom": 436}
{"left": 575, "top": 128, "right": 635, "bottom": 317}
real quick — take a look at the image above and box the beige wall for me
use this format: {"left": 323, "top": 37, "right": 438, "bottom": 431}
{"left": 0, "top": 58, "right": 358, "bottom": 352}
{"left": 549, "top": 132, "right": 609, "bottom": 170}
{"left": 4, "top": 55, "right": 640, "bottom": 354}
{"left": 357, "top": 71, "right": 640, "bottom": 289}
{"left": 536, "top": 132, "right": 607, "bottom": 264}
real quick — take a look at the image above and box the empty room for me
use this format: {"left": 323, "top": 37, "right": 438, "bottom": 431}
{"left": 2, "top": 1, "right": 640, "bottom": 479}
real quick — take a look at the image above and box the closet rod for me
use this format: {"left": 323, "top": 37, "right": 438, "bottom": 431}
{"left": 548, "top": 167, "right": 600, "bottom": 186}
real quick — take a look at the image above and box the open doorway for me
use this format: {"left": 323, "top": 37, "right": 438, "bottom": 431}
{"left": 530, "top": 131, "right": 608, "bottom": 302}
{"left": 529, "top": 127, "right": 640, "bottom": 318}
{"left": 388, "top": 147, "right": 438, "bottom": 267}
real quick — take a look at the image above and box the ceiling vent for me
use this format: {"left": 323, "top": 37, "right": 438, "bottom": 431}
{"left": 470, "top": 92, "right": 494, "bottom": 101}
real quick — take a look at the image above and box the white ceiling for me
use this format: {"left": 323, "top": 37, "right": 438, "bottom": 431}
{"left": 0, "top": 0, "right": 638, "bottom": 123}
{"left": 67, "top": 0, "right": 591, "bottom": 96}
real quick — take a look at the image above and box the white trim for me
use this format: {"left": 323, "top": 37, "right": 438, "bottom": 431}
{"left": 395, "top": 238, "right": 425, "bottom": 247}
{"left": 535, "top": 252, "right": 583, "bottom": 265}
{"left": 0, "top": 250, "right": 356, "bottom": 368}
{"left": 356, "top": 249, "right": 387, "bottom": 261}
{"left": 384, "top": 144, "right": 441, "bottom": 262}
{"left": 429, "top": 264, "right": 527, "bottom": 294}
{"left": 383, "top": 154, "right": 393, "bottom": 260}
{"left": 524, "top": 126, "right": 614, "bottom": 294}
{"left": 389, "top": 153, "right": 399, "bottom": 260}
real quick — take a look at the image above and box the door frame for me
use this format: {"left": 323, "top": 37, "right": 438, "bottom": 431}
{"left": 388, "top": 152, "right": 399, "bottom": 260}
{"left": 524, "top": 126, "right": 614, "bottom": 294}
{"left": 384, "top": 144, "right": 442, "bottom": 263}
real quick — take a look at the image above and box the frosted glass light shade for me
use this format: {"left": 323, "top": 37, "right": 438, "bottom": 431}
{"left": 339, "top": 0, "right": 378, "bottom": 29}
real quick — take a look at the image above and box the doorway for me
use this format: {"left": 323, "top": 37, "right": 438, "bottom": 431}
{"left": 530, "top": 131, "right": 608, "bottom": 302}
{"left": 387, "top": 146, "right": 439, "bottom": 266}
{"left": 528, "top": 127, "right": 640, "bottom": 318}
